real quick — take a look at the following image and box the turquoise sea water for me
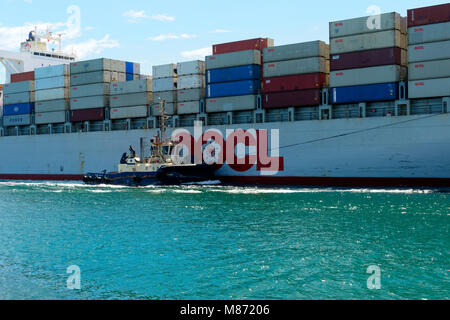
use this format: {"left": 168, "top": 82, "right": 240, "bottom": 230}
{"left": 0, "top": 181, "right": 448, "bottom": 300}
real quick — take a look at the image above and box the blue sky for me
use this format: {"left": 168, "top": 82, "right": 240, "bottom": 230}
{"left": 0, "top": 0, "right": 447, "bottom": 83}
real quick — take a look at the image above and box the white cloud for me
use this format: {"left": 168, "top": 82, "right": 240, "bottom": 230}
{"left": 181, "top": 47, "right": 212, "bottom": 60}
{"left": 123, "top": 10, "right": 148, "bottom": 19}
{"left": 148, "top": 33, "right": 196, "bottom": 41}
{"left": 212, "top": 29, "right": 231, "bottom": 33}
{"left": 64, "top": 34, "right": 120, "bottom": 59}
{"left": 151, "top": 14, "right": 175, "bottom": 22}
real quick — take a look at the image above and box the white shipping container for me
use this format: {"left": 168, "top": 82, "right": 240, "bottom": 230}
{"left": 153, "top": 77, "right": 177, "bottom": 92}
{"left": 408, "top": 59, "right": 450, "bottom": 81}
{"left": 330, "top": 30, "right": 403, "bottom": 54}
{"left": 111, "top": 72, "right": 126, "bottom": 83}
{"left": 110, "top": 92, "right": 153, "bottom": 108}
{"left": 177, "top": 88, "right": 205, "bottom": 102}
{"left": 177, "top": 60, "right": 206, "bottom": 76}
{"left": 263, "top": 41, "right": 329, "bottom": 63}
{"left": 35, "top": 88, "right": 70, "bottom": 101}
{"left": 177, "top": 75, "right": 205, "bottom": 90}
{"left": 111, "top": 60, "right": 126, "bottom": 73}
{"left": 206, "top": 50, "right": 261, "bottom": 70}
{"left": 71, "top": 83, "right": 110, "bottom": 98}
{"left": 70, "top": 95, "right": 109, "bottom": 110}
{"left": 35, "top": 76, "right": 70, "bottom": 91}
{"left": 153, "top": 64, "right": 177, "bottom": 79}
{"left": 35, "top": 99, "right": 69, "bottom": 113}
{"left": 110, "top": 105, "right": 148, "bottom": 119}
{"left": 151, "top": 102, "right": 176, "bottom": 116}
{"left": 408, "top": 40, "right": 450, "bottom": 63}
{"left": 177, "top": 101, "right": 202, "bottom": 115}
{"left": 110, "top": 79, "right": 153, "bottom": 95}
{"left": 153, "top": 91, "right": 177, "bottom": 103}
{"left": 3, "top": 81, "right": 34, "bottom": 95}
{"left": 408, "top": 78, "right": 450, "bottom": 99}
{"left": 2, "top": 114, "right": 31, "bottom": 127}
{"left": 71, "top": 71, "right": 112, "bottom": 86}
{"left": 408, "top": 22, "right": 450, "bottom": 45}
{"left": 263, "top": 57, "right": 329, "bottom": 78}
{"left": 3, "top": 92, "right": 35, "bottom": 104}
{"left": 71, "top": 58, "right": 112, "bottom": 74}
{"left": 329, "top": 12, "right": 401, "bottom": 38}
{"left": 35, "top": 111, "right": 66, "bottom": 124}
{"left": 206, "top": 95, "right": 258, "bottom": 113}
{"left": 330, "top": 65, "right": 407, "bottom": 87}
{"left": 35, "top": 64, "right": 70, "bottom": 79}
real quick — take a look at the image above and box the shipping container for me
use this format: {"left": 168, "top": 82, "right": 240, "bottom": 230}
{"left": 213, "top": 38, "right": 274, "bottom": 55}
{"left": 263, "top": 89, "right": 321, "bottom": 109}
{"left": 207, "top": 80, "right": 260, "bottom": 98}
{"left": 35, "top": 88, "right": 70, "bottom": 101}
{"left": 408, "top": 22, "right": 450, "bottom": 44}
{"left": 3, "top": 81, "right": 34, "bottom": 94}
{"left": 408, "top": 40, "right": 450, "bottom": 62}
{"left": 111, "top": 60, "right": 126, "bottom": 73}
{"left": 177, "top": 60, "right": 205, "bottom": 76}
{"left": 110, "top": 105, "right": 148, "bottom": 119}
{"left": 110, "top": 92, "right": 153, "bottom": 108}
{"left": 206, "top": 95, "right": 258, "bottom": 113}
{"left": 11, "top": 71, "right": 34, "bottom": 83}
{"left": 35, "top": 76, "right": 70, "bottom": 91}
{"left": 206, "top": 50, "right": 261, "bottom": 70}
{"left": 331, "top": 82, "right": 399, "bottom": 104}
{"left": 177, "top": 88, "right": 205, "bottom": 102}
{"left": 330, "top": 65, "right": 407, "bottom": 87}
{"left": 111, "top": 72, "right": 126, "bottom": 83}
{"left": 153, "top": 77, "right": 177, "bottom": 92}
{"left": 71, "top": 71, "right": 114, "bottom": 86}
{"left": 151, "top": 103, "right": 176, "bottom": 116}
{"left": 408, "top": 59, "right": 450, "bottom": 80}
{"left": 3, "top": 103, "right": 34, "bottom": 116}
{"left": 263, "top": 41, "right": 329, "bottom": 63}
{"left": 263, "top": 57, "right": 329, "bottom": 78}
{"left": 70, "top": 108, "right": 105, "bottom": 122}
{"left": 70, "top": 95, "right": 109, "bottom": 110}
{"left": 153, "top": 64, "right": 177, "bottom": 79}
{"left": 110, "top": 79, "right": 153, "bottom": 95}
{"left": 71, "top": 83, "right": 110, "bottom": 98}
{"left": 125, "top": 62, "right": 141, "bottom": 75}
{"left": 329, "top": 12, "right": 401, "bottom": 38}
{"left": 71, "top": 58, "right": 112, "bottom": 74}
{"left": 331, "top": 30, "right": 403, "bottom": 54}
{"left": 35, "top": 111, "right": 66, "bottom": 124}
{"left": 35, "top": 64, "right": 70, "bottom": 79}
{"left": 3, "top": 92, "right": 35, "bottom": 104}
{"left": 153, "top": 91, "right": 177, "bottom": 104}
{"left": 206, "top": 65, "right": 261, "bottom": 84}
{"left": 330, "top": 47, "right": 406, "bottom": 71}
{"left": 407, "top": 3, "right": 450, "bottom": 27}
{"left": 408, "top": 77, "right": 450, "bottom": 98}
{"left": 35, "top": 99, "right": 69, "bottom": 113}
{"left": 177, "top": 101, "right": 202, "bottom": 115}
{"left": 2, "top": 114, "right": 31, "bottom": 127}
{"left": 177, "top": 75, "right": 205, "bottom": 90}
{"left": 263, "top": 73, "right": 328, "bottom": 93}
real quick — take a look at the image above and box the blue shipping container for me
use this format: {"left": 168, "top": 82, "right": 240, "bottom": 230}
{"left": 207, "top": 65, "right": 261, "bottom": 84}
{"left": 207, "top": 80, "right": 260, "bottom": 98}
{"left": 126, "top": 73, "right": 134, "bottom": 81}
{"left": 126, "top": 62, "right": 134, "bottom": 74}
{"left": 3, "top": 103, "right": 35, "bottom": 116}
{"left": 331, "top": 83, "right": 399, "bottom": 104}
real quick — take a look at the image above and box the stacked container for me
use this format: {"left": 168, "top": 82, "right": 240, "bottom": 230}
{"left": 152, "top": 64, "right": 177, "bottom": 116}
{"left": 2, "top": 78, "right": 35, "bottom": 127}
{"left": 329, "top": 12, "right": 408, "bottom": 104}
{"left": 407, "top": 3, "right": 450, "bottom": 99}
{"left": 262, "top": 41, "right": 329, "bottom": 109}
{"left": 176, "top": 60, "right": 205, "bottom": 115}
{"left": 34, "top": 65, "right": 70, "bottom": 125}
{"left": 109, "top": 79, "right": 153, "bottom": 120}
{"left": 125, "top": 62, "right": 141, "bottom": 82}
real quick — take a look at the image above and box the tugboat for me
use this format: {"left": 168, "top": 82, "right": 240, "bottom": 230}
{"left": 83, "top": 101, "right": 218, "bottom": 186}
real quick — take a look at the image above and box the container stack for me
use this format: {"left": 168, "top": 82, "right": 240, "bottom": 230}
{"left": 176, "top": 60, "right": 205, "bottom": 115}
{"left": 407, "top": 3, "right": 450, "bottom": 99}
{"left": 125, "top": 62, "right": 141, "bottom": 82}
{"left": 70, "top": 58, "right": 126, "bottom": 123}
{"left": 109, "top": 79, "right": 153, "bottom": 120}
{"left": 262, "top": 41, "right": 329, "bottom": 109}
{"left": 329, "top": 12, "right": 408, "bottom": 104}
{"left": 2, "top": 75, "right": 35, "bottom": 127}
{"left": 34, "top": 65, "right": 70, "bottom": 126}
{"left": 152, "top": 64, "right": 177, "bottom": 116}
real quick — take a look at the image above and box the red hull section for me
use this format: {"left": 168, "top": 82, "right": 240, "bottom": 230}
{"left": 408, "top": 3, "right": 450, "bottom": 27}
{"left": 263, "top": 73, "right": 328, "bottom": 93}
{"left": 70, "top": 108, "right": 105, "bottom": 122}
{"left": 330, "top": 47, "right": 404, "bottom": 71}
{"left": 11, "top": 71, "right": 35, "bottom": 83}
{"left": 213, "top": 38, "right": 272, "bottom": 54}
{"left": 263, "top": 89, "right": 321, "bottom": 109}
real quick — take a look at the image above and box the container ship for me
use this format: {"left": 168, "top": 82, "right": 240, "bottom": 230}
{"left": 0, "top": 3, "right": 449, "bottom": 187}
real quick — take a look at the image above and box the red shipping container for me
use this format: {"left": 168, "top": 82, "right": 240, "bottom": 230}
{"left": 70, "top": 108, "right": 105, "bottom": 122}
{"left": 330, "top": 47, "right": 404, "bottom": 71}
{"left": 263, "top": 73, "right": 328, "bottom": 93}
{"left": 11, "top": 71, "right": 35, "bottom": 83}
{"left": 213, "top": 38, "right": 274, "bottom": 55}
{"left": 263, "top": 89, "right": 321, "bottom": 109}
{"left": 408, "top": 3, "right": 450, "bottom": 27}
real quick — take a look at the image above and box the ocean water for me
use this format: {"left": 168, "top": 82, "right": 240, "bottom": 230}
{"left": 0, "top": 181, "right": 448, "bottom": 300}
